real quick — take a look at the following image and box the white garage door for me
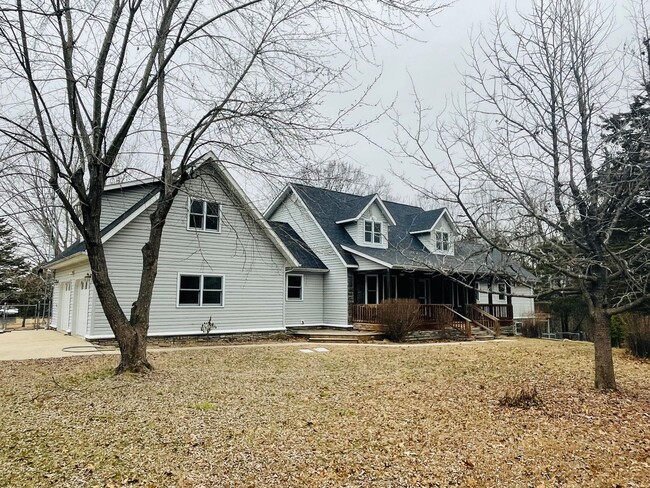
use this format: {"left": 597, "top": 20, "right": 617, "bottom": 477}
{"left": 58, "top": 282, "right": 72, "bottom": 332}
{"left": 72, "top": 279, "right": 90, "bottom": 337}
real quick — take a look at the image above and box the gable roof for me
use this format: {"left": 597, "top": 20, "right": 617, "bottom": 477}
{"left": 46, "top": 187, "right": 160, "bottom": 268}
{"left": 47, "top": 153, "right": 303, "bottom": 269}
{"left": 335, "top": 194, "right": 397, "bottom": 226}
{"left": 267, "top": 183, "right": 535, "bottom": 282}
{"left": 408, "top": 208, "right": 459, "bottom": 235}
{"left": 268, "top": 221, "right": 327, "bottom": 271}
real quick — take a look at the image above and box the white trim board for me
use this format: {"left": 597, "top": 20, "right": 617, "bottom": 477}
{"left": 340, "top": 245, "right": 393, "bottom": 269}
{"left": 409, "top": 208, "right": 459, "bottom": 235}
{"left": 335, "top": 194, "right": 397, "bottom": 226}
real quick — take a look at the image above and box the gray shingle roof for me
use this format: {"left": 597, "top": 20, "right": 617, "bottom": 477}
{"left": 290, "top": 184, "right": 535, "bottom": 281}
{"left": 409, "top": 208, "right": 444, "bottom": 233}
{"left": 268, "top": 221, "right": 327, "bottom": 271}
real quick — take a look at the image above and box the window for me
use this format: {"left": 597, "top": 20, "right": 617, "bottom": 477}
{"left": 474, "top": 283, "right": 480, "bottom": 302}
{"left": 435, "top": 231, "right": 450, "bottom": 251}
{"left": 364, "top": 220, "right": 383, "bottom": 244}
{"left": 287, "top": 274, "right": 303, "bottom": 300}
{"left": 178, "top": 274, "right": 224, "bottom": 306}
{"left": 188, "top": 199, "right": 221, "bottom": 232}
{"left": 498, "top": 283, "right": 506, "bottom": 301}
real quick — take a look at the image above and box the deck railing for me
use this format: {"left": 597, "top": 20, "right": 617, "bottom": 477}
{"left": 350, "top": 303, "right": 472, "bottom": 337}
{"left": 475, "top": 304, "right": 513, "bottom": 321}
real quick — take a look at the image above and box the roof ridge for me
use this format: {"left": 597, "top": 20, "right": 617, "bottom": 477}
{"left": 291, "top": 182, "right": 372, "bottom": 200}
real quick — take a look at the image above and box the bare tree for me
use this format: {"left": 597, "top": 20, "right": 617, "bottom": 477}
{"left": 395, "top": 0, "right": 648, "bottom": 390}
{"left": 290, "top": 160, "right": 395, "bottom": 200}
{"left": 0, "top": 155, "right": 80, "bottom": 263}
{"left": 0, "top": 1, "right": 445, "bottom": 373}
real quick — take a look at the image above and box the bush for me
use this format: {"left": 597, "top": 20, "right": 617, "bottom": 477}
{"left": 625, "top": 314, "right": 650, "bottom": 359}
{"left": 520, "top": 317, "right": 544, "bottom": 338}
{"left": 378, "top": 299, "right": 422, "bottom": 342}
{"left": 499, "top": 386, "right": 542, "bottom": 409}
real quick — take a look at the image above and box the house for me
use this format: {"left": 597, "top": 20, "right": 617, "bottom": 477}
{"left": 264, "top": 183, "right": 535, "bottom": 335}
{"left": 47, "top": 153, "right": 535, "bottom": 340}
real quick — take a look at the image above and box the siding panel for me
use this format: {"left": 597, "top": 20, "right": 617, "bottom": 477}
{"left": 91, "top": 172, "right": 287, "bottom": 337}
{"left": 284, "top": 273, "right": 325, "bottom": 325}
{"left": 100, "top": 186, "right": 154, "bottom": 228}
{"left": 270, "top": 193, "right": 349, "bottom": 324}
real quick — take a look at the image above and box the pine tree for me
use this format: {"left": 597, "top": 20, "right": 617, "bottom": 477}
{"left": 601, "top": 49, "right": 650, "bottom": 313}
{"left": 0, "top": 219, "right": 29, "bottom": 301}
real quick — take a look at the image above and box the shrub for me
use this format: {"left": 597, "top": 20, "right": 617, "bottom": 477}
{"left": 520, "top": 317, "right": 544, "bottom": 338}
{"left": 499, "top": 386, "right": 542, "bottom": 409}
{"left": 378, "top": 299, "right": 422, "bottom": 342}
{"left": 624, "top": 314, "right": 650, "bottom": 359}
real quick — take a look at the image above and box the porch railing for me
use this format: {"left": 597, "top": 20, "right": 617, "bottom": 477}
{"left": 475, "top": 304, "right": 513, "bottom": 321}
{"left": 350, "top": 303, "right": 472, "bottom": 337}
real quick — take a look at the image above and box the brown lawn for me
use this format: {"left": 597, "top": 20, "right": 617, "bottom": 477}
{"left": 1, "top": 338, "right": 649, "bottom": 487}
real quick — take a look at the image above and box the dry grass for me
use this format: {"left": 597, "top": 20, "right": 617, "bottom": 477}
{"left": 1, "top": 338, "right": 649, "bottom": 487}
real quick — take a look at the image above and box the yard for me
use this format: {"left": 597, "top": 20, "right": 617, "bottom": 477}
{"left": 1, "top": 339, "right": 649, "bottom": 487}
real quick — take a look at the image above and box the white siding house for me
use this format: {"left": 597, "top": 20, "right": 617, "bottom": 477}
{"left": 47, "top": 156, "right": 536, "bottom": 340}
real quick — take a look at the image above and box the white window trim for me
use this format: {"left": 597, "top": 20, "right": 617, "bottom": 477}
{"left": 365, "top": 274, "right": 379, "bottom": 304}
{"left": 187, "top": 197, "right": 222, "bottom": 233}
{"left": 363, "top": 219, "right": 384, "bottom": 245}
{"left": 286, "top": 274, "right": 304, "bottom": 301}
{"left": 176, "top": 272, "right": 225, "bottom": 308}
{"left": 435, "top": 230, "right": 450, "bottom": 252}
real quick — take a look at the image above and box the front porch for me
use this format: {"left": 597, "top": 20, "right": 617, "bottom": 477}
{"left": 348, "top": 270, "right": 514, "bottom": 338}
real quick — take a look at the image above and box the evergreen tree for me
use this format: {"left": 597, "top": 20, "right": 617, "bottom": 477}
{"left": 601, "top": 47, "right": 650, "bottom": 313}
{"left": 0, "top": 219, "right": 29, "bottom": 302}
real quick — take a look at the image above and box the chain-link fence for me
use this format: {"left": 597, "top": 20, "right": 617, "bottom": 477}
{"left": 0, "top": 300, "right": 52, "bottom": 332}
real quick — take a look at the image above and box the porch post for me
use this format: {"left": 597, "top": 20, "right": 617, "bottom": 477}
{"left": 386, "top": 269, "right": 392, "bottom": 301}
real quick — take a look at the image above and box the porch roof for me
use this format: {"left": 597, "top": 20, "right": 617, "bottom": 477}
{"left": 342, "top": 241, "right": 536, "bottom": 281}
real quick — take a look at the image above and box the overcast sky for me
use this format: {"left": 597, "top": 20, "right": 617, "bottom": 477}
{"left": 241, "top": 0, "right": 638, "bottom": 209}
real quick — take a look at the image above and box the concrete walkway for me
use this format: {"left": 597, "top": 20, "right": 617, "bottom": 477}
{"left": 0, "top": 328, "right": 515, "bottom": 361}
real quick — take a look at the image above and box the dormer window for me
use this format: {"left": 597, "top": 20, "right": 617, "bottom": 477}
{"left": 364, "top": 220, "right": 383, "bottom": 244}
{"left": 435, "top": 231, "right": 449, "bottom": 251}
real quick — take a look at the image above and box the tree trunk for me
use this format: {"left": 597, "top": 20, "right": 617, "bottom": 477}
{"left": 592, "top": 307, "right": 616, "bottom": 390}
{"left": 115, "top": 321, "right": 152, "bottom": 374}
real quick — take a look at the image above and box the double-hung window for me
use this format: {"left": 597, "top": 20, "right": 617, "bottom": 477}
{"left": 364, "top": 220, "right": 383, "bottom": 244}
{"left": 287, "top": 274, "right": 303, "bottom": 300}
{"left": 188, "top": 199, "right": 221, "bottom": 232}
{"left": 435, "top": 231, "right": 449, "bottom": 251}
{"left": 178, "top": 274, "right": 224, "bottom": 307}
